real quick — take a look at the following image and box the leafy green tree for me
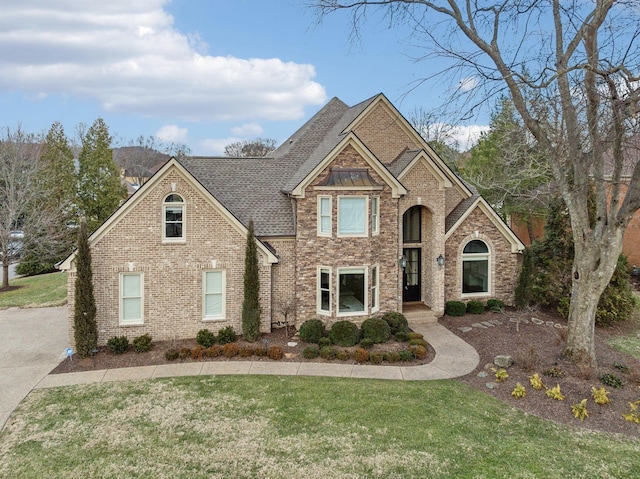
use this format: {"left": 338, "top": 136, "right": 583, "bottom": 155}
{"left": 77, "top": 118, "right": 125, "bottom": 232}
{"left": 242, "top": 220, "right": 261, "bottom": 341}
{"left": 17, "top": 122, "right": 77, "bottom": 276}
{"left": 73, "top": 220, "right": 97, "bottom": 358}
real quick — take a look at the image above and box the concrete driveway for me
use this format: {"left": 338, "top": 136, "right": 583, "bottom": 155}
{"left": 0, "top": 306, "right": 68, "bottom": 431}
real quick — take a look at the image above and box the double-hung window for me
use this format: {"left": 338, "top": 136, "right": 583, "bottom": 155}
{"left": 317, "top": 267, "right": 331, "bottom": 315}
{"left": 462, "top": 240, "right": 490, "bottom": 295}
{"left": 337, "top": 196, "right": 368, "bottom": 237}
{"left": 318, "top": 196, "right": 332, "bottom": 236}
{"left": 163, "top": 194, "right": 185, "bottom": 242}
{"left": 120, "top": 273, "right": 143, "bottom": 325}
{"left": 203, "top": 270, "right": 225, "bottom": 320}
{"left": 371, "top": 265, "right": 379, "bottom": 312}
{"left": 371, "top": 196, "right": 380, "bottom": 235}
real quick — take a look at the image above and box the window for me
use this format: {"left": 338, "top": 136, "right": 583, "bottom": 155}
{"left": 318, "top": 196, "right": 332, "bottom": 236}
{"left": 203, "top": 270, "right": 225, "bottom": 319}
{"left": 371, "top": 196, "right": 380, "bottom": 235}
{"left": 120, "top": 273, "right": 143, "bottom": 325}
{"left": 338, "top": 267, "right": 367, "bottom": 316}
{"left": 163, "top": 194, "right": 184, "bottom": 241}
{"left": 338, "top": 196, "right": 367, "bottom": 237}
{"left": 403, "top": 206, "right": 421, "bottom": 243}
{"left": 462, "top": 240, "right": 490, "bottom": 295}
{"left": 371, "top": 265, "right": 379, "bottom": 312}
{"left": 317, "top": 267, "right": 331, "bottom": 315}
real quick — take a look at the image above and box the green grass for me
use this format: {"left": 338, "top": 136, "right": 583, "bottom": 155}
{"left": 0, "top": 272, "right": 67, "bottom": 309}
{"left": 607, "top": 311, "right": 640, "bottom": 360}
{"left": 1, "top": 377, "right": 638, "bottom": 478}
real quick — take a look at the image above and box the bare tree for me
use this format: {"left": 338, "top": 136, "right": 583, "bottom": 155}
{"left": 224, "top": 138, "right": 277, "bottom": 157}
{"left": 0, "top": 126, "right": 43, "bottom": 288}
{"left": 114, "top": 136, "right": 169, "bottom": 187}
{"left": 314, "top": 0, "right": 640, "bottom": 368}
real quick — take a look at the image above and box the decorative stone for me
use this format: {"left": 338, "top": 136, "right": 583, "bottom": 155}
{"left": 546, "top": 321, "right": 555, "bottom": 327}
{"left": 477, "top": 371, "right": 488, "bottom": 378}
{"left": 471, "top": 322, "right": 488, "bottom": 329}
{"left": 554, "top": 323, "right": 563, "bottom": 329}
{"left": 521, "top": 319, "right": 530, "bottom": 324}
{"left": 531, "top": 317, "right": 544, "bottom": 325}
{"left": 509, "top": 317, "right": 519, "bottom": 323}
{"left": 287, "top": 341, "right": 298, "bottom": 347}
{"left": 485, "top": 382, "right": 497, "bottom": 389}
{"left": 489, "top": 319, "right": 502, "bottom": 325}
{"left": 481, "top": 321, "right": 495, "bottom": 327}
{"left": 457, "top": 327, "right": 473, "bottom": 332}
{"left": 494, "top": 355, "right": 513, "bottom": 368}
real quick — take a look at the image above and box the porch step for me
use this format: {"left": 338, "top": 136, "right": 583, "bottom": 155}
{"left": 403, "top": 311, "right": 439, "bottom": 324}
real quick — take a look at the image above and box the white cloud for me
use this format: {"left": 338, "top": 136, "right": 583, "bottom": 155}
{"left": 155, "top": 124, "right": 188, "bottom": 143}
{"left": 457, "top": 76, "right": 479, "bottom": 92}
{"left": 0, "top": 1, "right": 326, "bottom": 122}
{"left": 449, "top": 124, "right": 489, "bottom": 151}
{"left": 199, "top": 138, "right": 237, "bottom": 156}
{"left": 230, "top": 123, "right": 264, "bottom": 136}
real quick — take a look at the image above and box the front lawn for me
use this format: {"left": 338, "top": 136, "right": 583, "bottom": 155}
{"left": 0, "top": 272, "right": 67, "bottom": 309}
{"left": 1, "top": 376, "right": 638, "bottom": 478}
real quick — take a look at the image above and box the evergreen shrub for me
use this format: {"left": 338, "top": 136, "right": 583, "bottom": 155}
{"left": 165, "top": 349, "right": 179, "bottom": 361}
{"left": 107, "top": 336, "right": 129, "bottom": 355}
{"left": 299, "top": 319, "right": 325, "bottom": 344}
{"left": 196, "top": 329, "right": 216, "bottom": 348}
{"left": 360, "top": 317, "right": 391, "bottom": 343}
{"left": 354, "top": 348, "right": 369, "bottom": 363}
{"left": 320, "top": 346, "right": 337, "bottom": 360}
{"left": 398, "top": 349, "right": 413, "bottom": 361}
{"left": 132, "top": 334, "right": 152, "bottom": 353}
{"left": 217, "top": 326, "right": 237, "bottom": 345}
{"left": 394, "top": 331, "right": 409, "bottom": 342}
{"left": 222, "top": 342, "right": 239, "bottom": 358}
{"left": 445, "top": 301, "right": 466, "bottom": 316}
{"left": 302, "top": 346, "right": 320, "bottom": 359}
{"left": 487, "top": 299, "right": 505, "bottom": 312}
{"left": 359, "top": 338, "right": 374, "bottom": 349}
{"left": 267, "top": 346, "right": 284, "bottom": 360}
{"left": 318, "top": 337, "right": 332, "bottom": 348}
{"left": 381, "top": 312, "right": 409, "bottom": 334}
{"left": 466, "top": 301, "right": 485, "bottom": 314}
{"left": 369, "top": 351, "right": 383, "bottom": 364}
{"left": 329, "top": 320, "right": 359, "bottom": 346}
{"left": 336, "top": 349, "right": 351, "bottom": 361}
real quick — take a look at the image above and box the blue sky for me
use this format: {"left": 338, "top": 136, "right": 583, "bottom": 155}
{"left": 0, "top": 0, "right": 488, "bottom": 155}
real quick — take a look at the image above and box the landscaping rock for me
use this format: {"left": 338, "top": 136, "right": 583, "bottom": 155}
{"left": 489, "top": 319, "right": 502, "bottom": 325}
{"left": 531, "top": 317, "right": 544, "bottom": 325}
{"left": 457, "top": 327, "right": 473, "bottom": 333}
{"left": 477, "top": 371, "right": 487, "bottom": 378}
{"left": 471, "top": 323, "right": 488, "bottom": 329}
{"left": 481, "top": 321, "right": 495, "bottom": 327}
{"left": 546, "top": 321, "right": 555, "bottom": 327}
{"left": 485, "top": 382, "right": 497, "bottom": 389}
{"left": 494, "top": 355, "right": 513, "bottom": 368}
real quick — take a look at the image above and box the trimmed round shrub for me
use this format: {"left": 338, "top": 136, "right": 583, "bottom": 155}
{"left": 406, "top": 332, "right": 424, "bottom": 340}
{"left": 384, "top": 351, "right": 401, "bottom": 363}
{"left": 487, "top": 299, "right": 505, "bottom": 312}
{"left": 217, "top": 326, "right": 237, "bottom": 345}
{"left": 299, "top": 319, "right": 325, "bottom": 344}
{"left": 239, "top": 346, "right": 254, "bottom": 357}
{"left": 196, "top": 329, "right": 216, "bottom": 348}
{"left": 381, "top": 312, "right": 409, "bottom": 334}
{"left": 369, "top": 351, "right": 383, "bottom": 364}
{"left": 254, "top": 346, "right": 267, "bottom": 357}
{"left": 320, "top": 346, "right": 337, "bottom": 360}
{"left": 191, "top": 345, "right": 204, "bottom": 360}
{"left": 318, "top": 337, "right": 332, "bottom": 348}
{"left": 410, "top": 344, "right": 428, "bottom": 360}
{"left": 466, "top": 300, "right": 485, "bottom": 314}
{"left": 204, "top": 345, "right": 222, "bottom": 357}
{"left": 394, "top": 331, "right": 409, "bottom": 342}
{"left": 132, "top": 334, "right": 152, "bottom": 353}
{"left": 398, "top": 349, "right": 413, "bottom": 362}
{"left": 354, "top": 348, "right": 369, "bottom": 363}
{"left": 329, "top": 320, "right": 360, "bottom": 347}
{"left": 360, "top": 317, "right": 391, "bottom": 344}
{"left": 336, "top": 349, "right": 351, "bottom": 361}
{"left": 165, "top": 349, "right": 179, "bottom": 361}
{"left": 178, "top": 347, "right": 191, "bottom": 359}
{"left": 222, "top": 342, "right": 239, "bottom": 358}
{"left": 107, "top": 336, "right": 129, "bottom": 355}
{"left": 445, "top": 301, "right": 466, "bottom": 316}
{"left": 267, "top": 346, "right": 284, "bottom": 360}
{"left": 303, "top": 346, "right": 320, "bottom": 359}
{"left": 409, "top": 338, "right": 429, "bottom": 348}
{"left": 359, "top": 338, "right": 374, "bottom": 349}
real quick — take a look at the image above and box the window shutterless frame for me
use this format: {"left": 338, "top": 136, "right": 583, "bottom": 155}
{"left": 317, "top": 266, "right": 332, "bottom": 315}
{"left": 119, "top": 272, "right": 144, "bottom": 325}
{"left": 317, "top": 196, "right": 332, "bottom": 237}
{"left": 337, "top": 196, "right": 368, "bottom": 237}
{"left": 163, "top": 194, "right": 185, "bottom": 242}
{"left": 203, "top": 270, "right": 226, "bottom": 320}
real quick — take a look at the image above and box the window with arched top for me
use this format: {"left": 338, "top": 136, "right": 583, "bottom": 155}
{"left": 163, "top": 194, "right": 185, "bottom": 241}
{"left": 462, "top": 240, "right": 490, "bottom": 295}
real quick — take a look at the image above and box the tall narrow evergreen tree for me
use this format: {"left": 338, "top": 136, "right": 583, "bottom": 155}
{"left": 77, "top": 118, "right": 125, "bottom": 232}
{"left": 242, "top": 220, "right": 261, "bottom": 341}
{"left": 73, "top": 220, "right": 97, "bottom": 358}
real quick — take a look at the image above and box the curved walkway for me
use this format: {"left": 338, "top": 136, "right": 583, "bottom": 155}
{"left": 35, "top": 321, "right": 479, "bottom": 390}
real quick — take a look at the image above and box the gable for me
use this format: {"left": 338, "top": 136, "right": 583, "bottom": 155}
{"left": 397, "top": 151, "right": 453, "bottom": 190}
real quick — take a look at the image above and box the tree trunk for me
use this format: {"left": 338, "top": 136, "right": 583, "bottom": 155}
{"left": 526, "top": 218, "right": 536, "bottom": 243}
{"left": 2, "top": 263, "right": 9, "bottom": 289}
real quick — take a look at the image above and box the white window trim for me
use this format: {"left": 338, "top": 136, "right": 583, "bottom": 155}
{"left": 317, "top": 266, "right": 332, "bottom": 316}
{"left": 336, "top": 266, "right": 368, "bottom": 317}
{"left": 317, "top": 195, "right": 332, "bottom": 237}
{"left": 337, "top": 196, "right": 369, "bottom": 238}
{"left": 371, "top": 196, "right": 380, "bottom": 236}
{"left": 202, "top": 269, "right": 226, "bottom": 321}
{"left": 119, "top": 272, "right": 144, "bottom": 326}
{"left": 461, "top": 244, "right": 491, "bottom": 298}
{"left": 162, "top": 194, "right": 186, "bottom": 243}
{"left": 371, "top": 264, "right": 380, "bottom": 313}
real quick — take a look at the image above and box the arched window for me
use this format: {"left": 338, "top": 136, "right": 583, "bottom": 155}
{"left": 163, "top": 194, "right": 184, "bottom": 241}
{"left": 462, "top": 240, "right": 489, "bottom": 294}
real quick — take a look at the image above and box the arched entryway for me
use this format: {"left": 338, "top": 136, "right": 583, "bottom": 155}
{"left": 401, "top": 205, "right": 435, "bottom": 306}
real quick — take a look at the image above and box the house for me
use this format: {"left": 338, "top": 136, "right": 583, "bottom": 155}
{"left": 59, "top": 94, "right": 524, "bottom": 345}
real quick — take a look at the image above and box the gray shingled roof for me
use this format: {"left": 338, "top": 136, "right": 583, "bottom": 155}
{"left": 388, "top": 149, "right": 420, "bottom": 177}
{"left": 445, "top": 193, "right": 481, "bottom": 233}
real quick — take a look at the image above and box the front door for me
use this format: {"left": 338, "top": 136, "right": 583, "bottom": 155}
{"left": 403, "top": 248, "right": 421, "bottom": 302}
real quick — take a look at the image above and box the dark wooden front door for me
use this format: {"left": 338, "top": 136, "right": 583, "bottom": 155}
{"left": 403, "top": 248, "right": 421, "bottom": 302}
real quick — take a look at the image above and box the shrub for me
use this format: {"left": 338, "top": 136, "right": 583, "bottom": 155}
{"left": 571, "top": 399, "right": 589, "bottom": 421}
{"left": 204, "top": 345, "right": 222, "bottom": 358}
{"left": 336, "top": 349, "right": 351, "bottom": 361}
{"left": 178, "top": 347, "right": 191, "bottom": 359}
{"left": 511, "top": 383, "right": 527, "bottom": 399}
{"left": 191, "top": 345, "right": 204, "bottom": 360}
{"left": 384, "top": 351, "right": 401, "bottom": 363}
{"left": 254, "top": 346, "right": 267, "bottom": 357}
{"left": 196, "top": 329, "right": 216, "bottom": 348}
{"left": 381, "top": 312, "right": 408, "bottom": 334}
{"left": 546, "top": 384, "right": 565, "bottom": 400}
{"left": 165, "top": 349, "right": 179, "bottom": 361}
{"left": 599, "top": 373, "right": 624, "bottom": 388}
{"left": 299, "top": 319, "right": 325, "bottom": 344}
{"left": 369, "top": 351, "right": 384, "bottom": 364}
{"left": 320, "top": 346, "right": 337, "bottom": 360}
{"left": 487, "top": 298, "right": 505, "bottom": 312}
{"left": 217, "top": 326, "right": 237, "bottom": 345}
{"left": 354, "top": 348, "right": 369, "bottom": 363}
{"left": 466, "top": 300, "right": 485, "bottom": 314}
{"left": 398, "top": 349, "right": 413, "bottom": 362}
{"left": 591, "top": 387, "right": 611, "bottom": 405}
{"left": 318, "top": 337, "right": 332, "bottom": 348}
{"left": 107, "top": 336, "right": 129, "bottom": 355}
{"left": 622, "top": 400, "right": 640, "bottom": 423}
{"left": 222, "top": 342, "right": 239, "bottom": 358}
{"left": 406, "top": 332, "right": 424, "bottom": 340}
{"left": 132, "top": 334, "right": 152, "bottom": 353}
{"left": 359, "top": 338, "right": 374, "bottom": 349}
{"left": 543, "top": 366, "right": 565, "bottom": 378}
{"left": 303, "top": 346, "right": 320, "bottom": 359}
{"left": 492, "top": 368, "right": 509, "bottom": 382}
{"left": 239, "top": 346, "right": 254, "bottom": 357}
{"left": 361, "top": 317, "right": 391, "bottom": 343}
{"left": 409, "top": 338, "right": 429, "bottom": 348}
{"left": 267, "top": 346, "right": 284, "bottom": 360}
{"left": 529, "top": 373, "right": 545, "bottom": 390}
{"left": 409, "top": 345, "right": 427, "bottom": 360}
{"left": 394, "top": 331, "right": 409, "bottom": 342}
{"left": 445, "top": 301, "right": 466, "bottom": 316}
{"left": 329, "top": 320, "right": 359, "bottom": 347}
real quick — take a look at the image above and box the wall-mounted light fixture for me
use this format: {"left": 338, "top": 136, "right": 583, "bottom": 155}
{"left": 399, "top": 256, "right": 407, "bottom": 269}
{"left": 436, "top": 254, "right": 445, "bottom": 269}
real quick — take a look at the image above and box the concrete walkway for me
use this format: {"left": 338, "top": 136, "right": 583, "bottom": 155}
{"left": 36, "top": 321, "right": 479, "bottom": 389}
